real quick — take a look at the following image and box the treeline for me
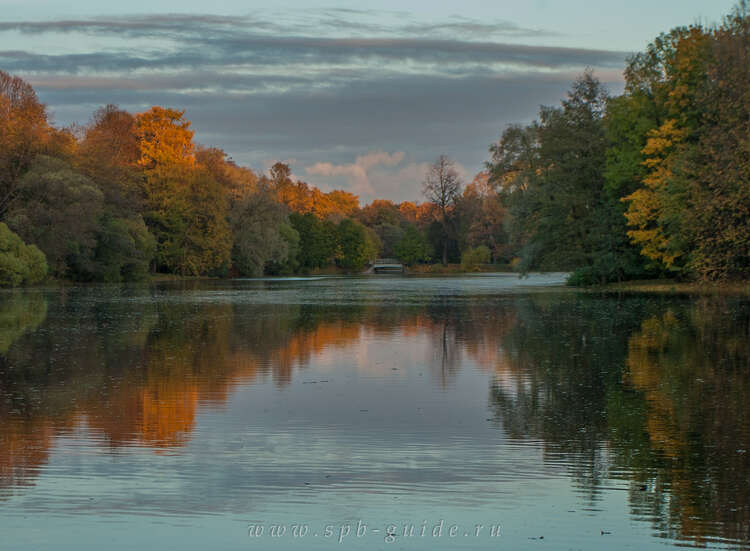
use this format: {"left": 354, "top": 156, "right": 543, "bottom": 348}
{"left": 0, "top": 92, "right": 381, "bottom": 283}
{"left": 489, "top": 4, "right": 750, "bottom": 283}
{"left": 1, "top": 3, "right": 748, "bottom": 285}
{"left": 0, "top": 72, "right": 504, "bottom": 284}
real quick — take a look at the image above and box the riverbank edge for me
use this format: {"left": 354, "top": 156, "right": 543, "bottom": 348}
{"left": 586, "top": 279, "right": 750, "bottom": 295}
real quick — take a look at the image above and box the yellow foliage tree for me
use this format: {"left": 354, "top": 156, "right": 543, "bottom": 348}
{"left": 622, "top": 119, "right": 687, "bottom": 268}
{"left": 134, "top": 106, "right": 195, "bottom": 172}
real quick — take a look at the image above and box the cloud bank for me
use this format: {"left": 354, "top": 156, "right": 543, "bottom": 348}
{"left": 0, "top": 10, "right": 628, "bottom": 202}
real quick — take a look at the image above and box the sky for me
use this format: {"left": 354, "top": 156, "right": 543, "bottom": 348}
{"left": 0, "top": 0, "right": 737, "bottom": 203}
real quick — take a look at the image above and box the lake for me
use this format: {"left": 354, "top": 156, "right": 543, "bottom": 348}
{"left": 1, "top": 275, "right": 748, "bottom": 550}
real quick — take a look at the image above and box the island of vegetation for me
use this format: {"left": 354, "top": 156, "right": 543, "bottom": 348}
{"left": 0, "top": 4, "right": 748, "bottom": 287}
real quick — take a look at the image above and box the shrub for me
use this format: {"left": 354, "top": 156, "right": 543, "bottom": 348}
{"left": 461, "top": 245, "right": 491, "bottom": 272}
{"left": 0, "top": 222, "right": 48, "bottom": 286}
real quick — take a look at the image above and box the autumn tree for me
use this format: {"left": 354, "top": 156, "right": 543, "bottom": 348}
{"left": 687, "top": 6, "right": 750, "bottom": 279}
{"left": 196, "top": 146, "right": 258, "bottom": 200}
{"left": 76, "top": 104, "right": 142, "bottom": 212}
{"left": 423, "top": 155, "right": 462, "bottom": 264}
{"left": 456, "top": 172, "right": 507, "bottom": 263}
{"left": 135, "top": 106, "right": 195, "bottom": 172}
{"left": 134, "top": 107, "right": 230, "bottom": 275}
{"left": 0, "top": 71, "right": 54, "bottom": 217}
{"left": 620, "top": 26, "right": 713, "bottom": 274}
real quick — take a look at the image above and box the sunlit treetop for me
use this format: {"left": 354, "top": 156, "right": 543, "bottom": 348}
{"left": 134, "top": 106, "right": 195, "bottom": 171}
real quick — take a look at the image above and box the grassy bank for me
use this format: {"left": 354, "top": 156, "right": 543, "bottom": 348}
{"left": 590, "top": 279, "right": 750, "bottom": 295}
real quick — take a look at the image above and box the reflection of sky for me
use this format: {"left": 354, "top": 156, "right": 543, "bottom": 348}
{"left": 0, "top": 1, "right": 735, "bottom": 202}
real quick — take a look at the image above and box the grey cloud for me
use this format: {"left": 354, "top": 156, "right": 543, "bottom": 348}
{"left": 0, "top": 11, "right": 558, "bottom": 40}
{"left": 0, "top": 13, "right": 626, "bottom": 76}
{"left": 1, "top": 38, "right": 626, "bottom": 76}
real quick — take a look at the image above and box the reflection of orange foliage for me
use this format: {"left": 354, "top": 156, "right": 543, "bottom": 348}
{"left": 139, "top": 380, "right": 199, "bottom": 449}
{"left": 0, "top": 304, "right": 519, "bottom": 495}
{"left": 0, "top": 415, "right": 73, "bottom": 492}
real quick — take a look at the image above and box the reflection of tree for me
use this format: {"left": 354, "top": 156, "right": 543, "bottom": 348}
{"left": 0, "top": 415, "right": 73, "bottom": 499}
{"left": 0, "top": 292, "right": 47, "bottom": 354}
{"left": 3, "top": 287, "right": 748, "bottom": 549}
{"left": 620, "top": 298, "right": 750, "bottom": 546}
{"left": 489, "top": 294, "right": 652, "bottom": 503}
{"left": 0, "top": 293, "right": 374, "bottom": 491}
{"left": 487, "top": 294, "right": 750, "bottom": 547}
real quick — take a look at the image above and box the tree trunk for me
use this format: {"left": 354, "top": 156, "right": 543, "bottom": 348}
{"left": 442, "top": 239, "right": 448, "bottom": 265}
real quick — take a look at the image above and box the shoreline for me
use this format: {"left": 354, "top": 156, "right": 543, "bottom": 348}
{"left": 587, "top": 279, "right": 750, "bottom": 295}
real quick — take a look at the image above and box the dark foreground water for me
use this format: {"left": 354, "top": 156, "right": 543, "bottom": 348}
{"left": 0, "top": 275, "right": 748, "bottom": 550}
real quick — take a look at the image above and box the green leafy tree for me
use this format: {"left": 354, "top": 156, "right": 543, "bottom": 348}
{"left": 229, "top": 185, "right": 294, "bottom": 277}
{"left": 490, "top": 71, "right": 644, "bottom": 282}
{"left": 394, "top": 225, "right": 431, "bottom": 266}
{"left": 146, "top": 166, "right": 231, "bottom": 276}
{"left": 336, "top": 218, "right": 379, "bottom": 271}
{"left": 6, "top": 155, "right": 104, "bottom": 278}
{"left": 290, "top": 212, "right": 337, "bottom": 271}
{"left": 92, "top": 215, "right": 156, "bottom": 282}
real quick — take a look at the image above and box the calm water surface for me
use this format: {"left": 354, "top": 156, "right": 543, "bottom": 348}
{"left": 0, "top": 275, "right": 748, "bottom": 550}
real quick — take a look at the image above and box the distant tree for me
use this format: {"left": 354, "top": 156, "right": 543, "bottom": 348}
{"left": 456, "top": 172, "right": 507, "bottom": 262}
{"left": 324, "top": 190, "right": 360, "bottom": 219}
{"left": 266, "top": 222, "right": 301, "bottom": 275}
{"left": 289, "top": 212, "right": 337, "bottom": 271}
{"left": 358, "top": 199, "right": 403, "bottom": 227}
{"left": 196, "top": 146, "right": 259, "bottom": 200}
{"left": 423, "top": 155, "right": 462, "bottom": 264}
{"left": 270, "top": 162, "right": 360, "bottom": 220}
{"left": 372, "top": 223, "right": 404, "bottom": 258}
{"left": 394, "top": 225, "right": 431, "bottom": 266}
{"left": 336, "top": 218, "right": 379, "bottom": 271}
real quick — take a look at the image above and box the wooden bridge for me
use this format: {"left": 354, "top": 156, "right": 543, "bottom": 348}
{"left": 370, "top": 258, "right": 404, "bottom": 273}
